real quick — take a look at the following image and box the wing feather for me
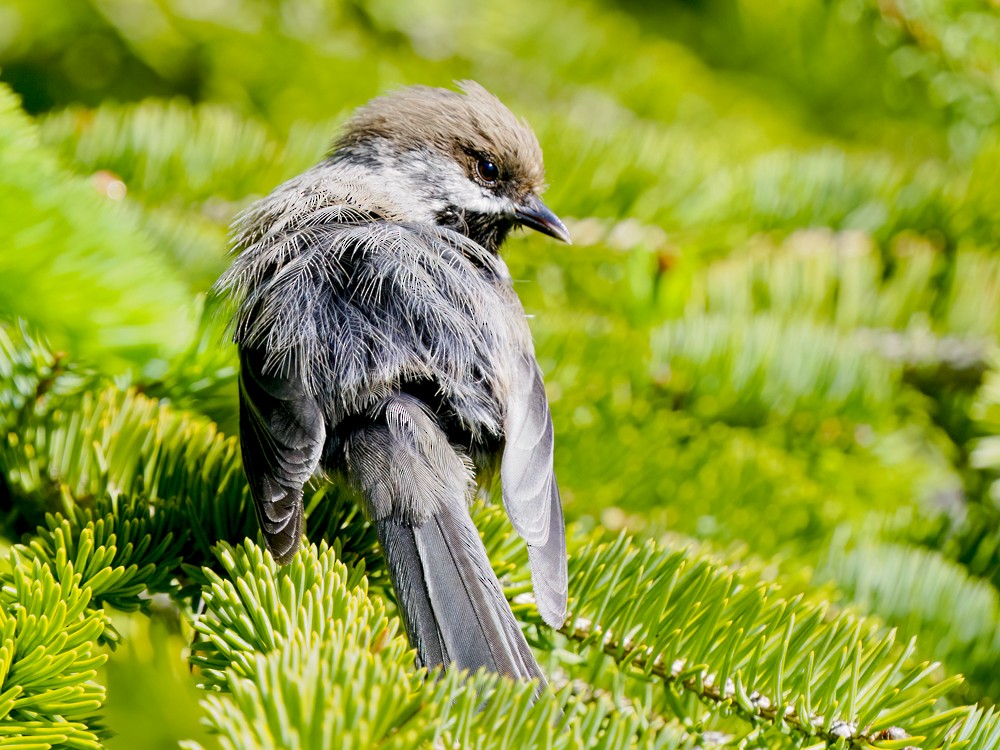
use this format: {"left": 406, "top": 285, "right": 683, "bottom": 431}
{"left": 238, "top": 345, "right": 325, "bottom": 563}
{"left": 501, "top": 352, "right": 567, "bottom": 627}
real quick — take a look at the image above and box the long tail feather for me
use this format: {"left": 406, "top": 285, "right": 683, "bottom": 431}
{"left": 376, "top": 506, "right": 545, "bottom": 683}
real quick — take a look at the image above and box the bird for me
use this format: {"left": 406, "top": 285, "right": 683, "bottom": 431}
{"left": 214, "top": 81, "right": 569, "bottom": 685}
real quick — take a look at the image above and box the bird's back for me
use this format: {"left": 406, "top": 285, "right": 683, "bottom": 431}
{"left": 219, "top": 167, "right": 533, "bottom": 449}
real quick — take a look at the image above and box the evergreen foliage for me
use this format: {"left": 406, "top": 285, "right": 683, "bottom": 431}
{"left": 819, "top": 533, "right": 1000, "bottom": 701}
{"left": 0, "top": 87, "right": 195, "bottom": 375}
{"left": 0, "top": 552, "right": 108, "bottom": 749}
{"left": 0, "top": 0, "right": 998, "bottom": 746}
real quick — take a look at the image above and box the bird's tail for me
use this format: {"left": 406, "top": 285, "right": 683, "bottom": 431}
{"left": 346, "top": 393, "right": 546, "bottom": 683}
{"left": 375, "top": 505, "right": 546, "bottom": 683}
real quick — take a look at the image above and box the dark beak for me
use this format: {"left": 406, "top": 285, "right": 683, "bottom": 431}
{"left": 514, "top": 194, "right": 571, "bottom": 244}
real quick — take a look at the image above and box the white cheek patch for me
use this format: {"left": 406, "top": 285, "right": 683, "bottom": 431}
{"left": 438, "top": 171, "right": 511, "bottom": 216}
{"left": 332, "top": 143, "right": 514, "bottom": 225}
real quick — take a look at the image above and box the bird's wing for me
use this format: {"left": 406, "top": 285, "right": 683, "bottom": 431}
{"left": 218, "top": 218, "right": 365, "bottom": 567}
{"left": 238, "top": 344, "right": 325, "bottom": 564}
{"left": 500, "top": 350, "right": 567, "bottom": 627}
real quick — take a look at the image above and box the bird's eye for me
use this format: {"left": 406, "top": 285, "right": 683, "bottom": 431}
{"left": 475, "top": 158, "right": 500, "bottom": 185}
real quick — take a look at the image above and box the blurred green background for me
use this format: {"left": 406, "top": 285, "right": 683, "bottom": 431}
{"left": 1, "top": 0, "right": 999, "bottom": 746}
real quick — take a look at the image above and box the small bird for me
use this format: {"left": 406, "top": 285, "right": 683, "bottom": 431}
{"left": 215, "top": 81, "right": 569, "bottom": 684}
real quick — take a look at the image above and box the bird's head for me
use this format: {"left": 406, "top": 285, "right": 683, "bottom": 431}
{"left": 330, "top": 81, "right": 570, "bottom": 253}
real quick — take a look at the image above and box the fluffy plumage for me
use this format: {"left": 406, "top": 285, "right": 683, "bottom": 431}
{"left": 215, "top": 81, "right": 569, "bottom": 683}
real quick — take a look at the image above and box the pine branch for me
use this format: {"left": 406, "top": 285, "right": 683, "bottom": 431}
{"left": 186, "top": 539, "right": 701, "bottom": 750}
{"left": 39, "top": 100, "right": 334, "bottom": 208}
{"left": 535, "top": 528, "right": 995, "bottom": 749}
{"left": 188, "top": 540, "right": 393, "bottom": 691}
{"left": 0, "top": 320, "right": 255, "bottom": 555}
{"left": 0, "top": 551, "right": 109, "bottom": 749}
{"left": 20, "top": 500, "right": 185, "bottom": 615}
{"left": 4, "top": 321, "right": 995, "bottom": 747}
{"left": 0, "top": 83, "right": 196, "bottom": 372}
{"left": 651, "top": 313, "right": 901, "bottom": 425}
{"left": 463, "top": 499, "right": 996, "bottom": 748}
{"left": 672, "top": 230, "right": 999, "bottom": 344}
{"left": 818, "top": 533, "right": 1000, "bottom": 702}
